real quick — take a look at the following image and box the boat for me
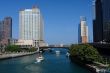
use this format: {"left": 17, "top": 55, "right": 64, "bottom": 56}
{"left": 55, "top": 50, "right": 60, "bottom": 55}
{"left": 36, "top": 54, "right": 44, "bottom": 63}
{"left": 35, "top": 43, "right": 44, "bottom": 63}
{"left": 66, "top": 52, "right": 70, "bottom": 57}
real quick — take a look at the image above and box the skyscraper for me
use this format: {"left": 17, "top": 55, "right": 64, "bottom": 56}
{"left": 78, "top": 16, "right": 88, "bottom": 44}
{"left": 4, "top": 17, "right": 12, "bottom": 39}
{"left": 19, "top": 6, "right": 44, "bottom": 45}
{"left": 0, "top": 17, "right": 12, "bottom": 45}
{"left": 93, "top": 0, "right": 110, "bottom": 43}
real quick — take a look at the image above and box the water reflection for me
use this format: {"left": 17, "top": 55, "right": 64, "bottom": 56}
{"left": 0, "top": 48, "right": 91, "bottom": 73}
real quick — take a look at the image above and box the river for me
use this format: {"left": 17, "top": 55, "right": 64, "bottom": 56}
{"left": 0, "top": 48, "right": 91, "bottom": 73}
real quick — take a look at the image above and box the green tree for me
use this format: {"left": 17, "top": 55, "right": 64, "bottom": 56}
{"left": 69, "top": 44, "right": 101, "bottom": 63}
{"left": 28, "top": 47, "right": 36, "bottom": 52}
{"left": 5, "top": 45, "right": 21, "bottom": 52}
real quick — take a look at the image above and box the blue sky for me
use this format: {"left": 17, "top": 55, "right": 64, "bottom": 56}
{"left": 0, "top": 0, "right": 93, "bottom": 44}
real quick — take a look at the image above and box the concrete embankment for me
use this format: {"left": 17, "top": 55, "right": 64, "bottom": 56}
{"left": 70, "top": 56, "right": 110, "bottom": 73}
{"left": 69, "top": 56, "right": 97, "bottom": 73}
{"left": 0, "top": 51, "right": 37, "bottom": 60}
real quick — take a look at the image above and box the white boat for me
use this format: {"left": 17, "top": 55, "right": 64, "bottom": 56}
{"left": 55, "top": 50, "right": 60, "bottom": 55}
{"left": 66, "top": 52, "right": 70, "bottom": 57}
{"left": 35, "top": 43, "right": 44, "bottom": 63}
{"left": 36, "top": 55, "right": 44, "bottom": 63}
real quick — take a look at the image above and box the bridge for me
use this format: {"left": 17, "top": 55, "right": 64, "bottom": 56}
{"left": 17, "top": 44, "right": 70, "bottom": 49}
{"left": 40, "top": 43, "right": 110, "bottom": 55}
{"left": 39, "top": 45, "right": 70, "bottom": 49}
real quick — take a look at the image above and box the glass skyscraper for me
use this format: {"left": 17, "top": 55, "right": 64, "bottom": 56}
{"left": 93, "top": 0, "right": 110, "bottom": 43}
{"left": 19, "top": 7, "right": 44, "bottom": 42}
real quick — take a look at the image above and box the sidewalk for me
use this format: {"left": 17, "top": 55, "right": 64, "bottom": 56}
{"left": 0, "top": 51, "right": 37, "bottom": 60}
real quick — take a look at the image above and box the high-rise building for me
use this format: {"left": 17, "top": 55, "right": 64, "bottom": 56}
{"left": 78, "top": 16, "right": 88, "bottom": 44}
{"left": 93, "top": 0, "right": 110, "bottom": 43}
{"left": 4, "top": 17, "right": 12, "bottom": 39}
{"left": 0, "top": 21, "right": 4, "bottom": 41}
{"left": 0, "top": 17, "right": 12, "bottom": 45}
{"left": 19, "top": 6, "right": 44, "bottom": 46}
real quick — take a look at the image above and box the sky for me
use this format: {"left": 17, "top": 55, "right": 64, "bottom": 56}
{"left": 0, "top": 0, "right": 93, "bottom": 45}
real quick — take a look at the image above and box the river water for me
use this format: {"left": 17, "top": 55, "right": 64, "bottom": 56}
{"left": 0, "top": 48, "right": 91, "bottom": 73}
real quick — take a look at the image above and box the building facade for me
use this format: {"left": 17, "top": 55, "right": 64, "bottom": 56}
{"left": 93, "top": 0, "right": 110, "bottom": 43}
{"left": 0, "top": 17, "right": 12, "bottom": 45}
{"left": 78, "top": 16, "right": 88, "bottom": 44}
{"left": 19, "top": 6, "right": 44, "bottom": 46}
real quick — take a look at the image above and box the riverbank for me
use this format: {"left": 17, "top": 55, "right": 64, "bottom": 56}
{"left": 69, "top": 56, "right": 94, "bottom": 73}
{"left": 69, "top": 56, "right": 98, "bottom": 73}
{"left": 0, "top": 51, "right": 37, "bottom": 60}
{"left": 70, "top": 56, "right": 110, "bottom": 73}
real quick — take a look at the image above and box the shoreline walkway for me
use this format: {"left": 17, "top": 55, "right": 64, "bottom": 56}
{"left": 0, "top": 51, "right": 37, "bottom": 60}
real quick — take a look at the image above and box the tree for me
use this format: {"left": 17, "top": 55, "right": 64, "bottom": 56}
{"left": 28, "top": 47, "right": 36, "bottom": 52}
{"left": 69, "top": 44, "right": 101, "bottom": 63}
{"left": 5, "top": 45, "right": 21, "bottom": 52}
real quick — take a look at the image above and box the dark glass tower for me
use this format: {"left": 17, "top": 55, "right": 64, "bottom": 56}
{"left": 93, "top": 0, "right": 110, "bottom": 43}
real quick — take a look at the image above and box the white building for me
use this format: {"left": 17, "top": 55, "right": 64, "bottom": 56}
{"left": 78, "top": 16, "right": 88, "bottom": 44}
{"left": 18, "top": 6, "right": 45, "bottom": 46}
